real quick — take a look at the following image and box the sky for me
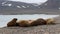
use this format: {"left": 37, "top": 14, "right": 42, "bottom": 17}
{"left": 9, "top": 0, "right": 47, "bottom": 3}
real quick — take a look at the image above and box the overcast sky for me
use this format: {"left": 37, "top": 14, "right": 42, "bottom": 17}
{"left": 9, "top": 0, "right": 47, "bottom": 3}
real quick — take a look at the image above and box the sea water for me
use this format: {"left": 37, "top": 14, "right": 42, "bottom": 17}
{"left": 0, "top": 14, "right": 59, "bottom": 28}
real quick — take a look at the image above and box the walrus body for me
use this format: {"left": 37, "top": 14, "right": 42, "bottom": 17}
{"left": 46, "top": 18, "right": 55, "bottom": 25}
{"left": 30, "top": 18, "right": 46, "bottom": 26}
{"left": 17, "top": 20, "right": 30, "bottom": 27}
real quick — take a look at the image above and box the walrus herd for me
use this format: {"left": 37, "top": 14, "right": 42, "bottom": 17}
{"left": 7, "top": 18, "right": 55, "bottom": 27}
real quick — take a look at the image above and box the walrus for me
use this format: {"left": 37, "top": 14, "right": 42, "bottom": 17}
{"left": 17, "top": 20, "right": 31, "bottom": 27}
{"left": 7, "top": 18, "right": 17, "bottom": 27}
{"left": 30, "top": 18, "right": 47, "bottom": 26}
{"left": 46, "top": 18, "right": 55, "bottom": 25}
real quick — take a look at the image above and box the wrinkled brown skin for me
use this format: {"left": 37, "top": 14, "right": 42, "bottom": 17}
{"left": 30, "top": 18, "right": 47, "bottom": 26}
{"left": 7, "top": 18, "right": 17, "bottom": 27}
{"left": 17, "top": 20, "right": 30, "bottom": 27}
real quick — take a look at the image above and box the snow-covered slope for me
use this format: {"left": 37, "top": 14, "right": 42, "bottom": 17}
{"left": 0, "top": 0, "right": 47, "bottom": 10}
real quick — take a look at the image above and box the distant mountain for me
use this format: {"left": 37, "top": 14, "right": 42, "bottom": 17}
{"left": 40, "top": 0, "right": 60, "bottom": 9}
{"left": 47, "top": 0, "right": 60, "bottom": 9}
{"left": 1, "top": 0, "right": 60, "bottom": 10}
{"left": 0, "top": 0, "right": 44, "bottom": 10}
{"left": 1, "top": 0, "right": 60, "bottom": 15}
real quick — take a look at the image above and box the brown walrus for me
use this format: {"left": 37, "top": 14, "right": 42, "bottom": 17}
{"left": 17, "top": 20, "right": 31, "bottom": 27}
{"left": 7, "top": 18, "right": 17, "bottom": 27}
{"left": 30, "top": 18, "right": 47, "bottom": 26}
